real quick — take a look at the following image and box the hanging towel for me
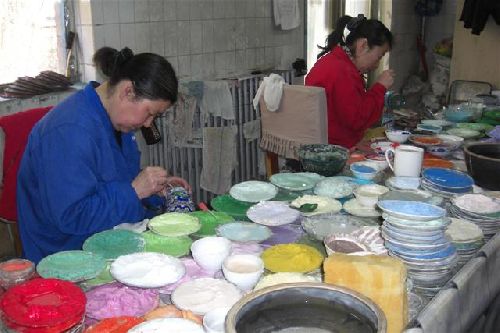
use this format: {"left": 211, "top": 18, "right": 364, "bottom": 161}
{"left": 200, "top": 81, "right": 235, "bottom": 120}
{"left": 243, "top": 119, "right": 261, "bottom": 142}
{"left": 273, "top": 0, "right": 301, "bottom": 30}
{"left": 0, "top": 106, "right": 52, "bottom": 221}
{"left": 200, "top": 126, "right": 238, "bottom": 195}
{"left": 170, "top": 93, "right": 197, "bottom": 147}
{"left": 252, "top": 74, "right": 287, "bottom": 112}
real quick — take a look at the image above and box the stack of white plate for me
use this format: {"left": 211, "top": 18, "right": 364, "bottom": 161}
{"left": 445, "top": 218, "right": 484, "bottom": 268}
{"left": 378, "top": 200, "right": 457, "bottom": 298}
{"left": 449, "top": 194, "right": 500, "bottom": 240}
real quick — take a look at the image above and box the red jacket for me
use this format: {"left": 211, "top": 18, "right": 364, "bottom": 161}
{"left": 305, "top": 46, "right": 386, "bottom": 148}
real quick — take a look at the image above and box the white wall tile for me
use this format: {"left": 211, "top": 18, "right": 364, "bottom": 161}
{"left": 235, "top": 49, "right": 246, "bottom": 72}
{"left": 244, "top": 0, "right": 256, "bottom": 17}
{"left": 254, "top": 18, "right": 266, "bottom": 47}
{"left": 178, "top": 55, "right": 191, "bottom": 78}
{"left": 83, "top": 63, "right": 97, "bottom": 81}
{"left": 164, "top": 21, "right": 178, "bottom": 56}
{"left": 163, "top": 0, "right": 177, "bottom": 21}
{"left": 135, "top": 23, "right": 151, "bottom": 53}
{"left": 120, "top": 23, "right": 136, "bottom": 50}
{"left": 118, "top": 0, "right": 135, "bottom": 23}
{"left": 255, "top": 47, "right": 265, "bottom": 68}
{"left": 90, "top": 0, "right": 103, "bottom": 25}
{"left": 234, "top": 20, "right": 246, "bottom": 50}
{"left": 190, "top": 21, "right": 203, "bottom": 54}
{"left": 255, "top": 0, "right": 271, "bottom": 18}
{"left": 189, "top": 0, "right": 203, "bottom": 20}
{"left": 202, "top": 20, "right": 215, "bottom": 53}
{"left": 93, "top": 25, "right": 105, "bottom": 50}
{"left": 213, "top": 20, "right": 228, "bottom": 52}
{"left": 202, "top": 53, "right": 215, "bottom": 78}
{"left": 245, "top": 48, "right": 256, "bottom": 70}
{"left": 190, "top": 54, "right": 203, "bottom": 79}
{"left": 79, "top": 25, "right": 95, "bottom": 64}
{"left": 245, "top": 18, "right": 257, "bottom": 48}
{"left": 166, "top": 56, "right": 179, "bottom": 74}
{"left": 200, "top": 0, "right": 214, "bottom": 20}
{"left": 134, "top": 0, "right": 149, "bottom": 22}
{"left": 150, "top": 22, "right": 165, "bottom": 55}
{"left": 149, "top": 0, "right": 164, "bottom": 22}
{"left": 103, "top": 23, "right": 121, "bottom": 49}
{"left": 264, "top": 47, "right": 275, "bottom": 67}
{"left": 177, "top": 21, "right": 191, "bottom": 55}
{"left": 213, "top": 0, "right": 225, "bottom": 19}
{"left": 78, "top": 0, "right": 93, "bottom": 25}
{"left": 176, "top": 0, "right": 190, "bottom": 20}
{"left": 102, "top": 0, "right": 120, "bottom": 24}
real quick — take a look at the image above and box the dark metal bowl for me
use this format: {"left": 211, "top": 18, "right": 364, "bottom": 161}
{"left": 226, "top": 282, "right": 386, "bottom": 333}
{"left": 464, "top": 143, "right": 500, "bottom": 190}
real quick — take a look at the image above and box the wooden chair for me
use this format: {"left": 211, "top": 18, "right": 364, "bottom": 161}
{"left": 259, "top": 85, "right": 328, "bottom": 177}
{"left": 0, "top": 106, "right": 52, "bottom": 257}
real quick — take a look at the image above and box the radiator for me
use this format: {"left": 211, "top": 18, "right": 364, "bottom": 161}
{"left": 142, "top": 71, "right": 294, "bottom": 205}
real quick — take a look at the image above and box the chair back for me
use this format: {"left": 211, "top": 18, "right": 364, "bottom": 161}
{"left": 260, "top": 85, "right": 327, "bottom": 160}
{"left": 0, "top": 106, "right": 52, "bottom": 221}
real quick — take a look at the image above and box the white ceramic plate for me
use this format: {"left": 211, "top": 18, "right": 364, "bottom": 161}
{"left": 171, "top": 278, "right": 242, "bottom": 315}
{"left": 229, "top": 181, "right": 278, "bottom": 202}
{"left": 128, "top": 318, "right": 204, "bottom": 333}
{"left": 290, "top": 195, "right": 342, "bottom": 216}
{"left": 246, "top": 201, "right": 301, "bottom": 226}
{"left": 343, "top": 198, "right": 382, "bottom": 217}
{"left": 110, "top": 252, "right": 185, "bottom": 288}
{"left": 314, "top": 177, "right": 356, "bottom": 199}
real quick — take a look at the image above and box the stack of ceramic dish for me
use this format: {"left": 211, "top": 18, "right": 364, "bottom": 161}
{"left": 378, "top": 200, "right": 457, "bottom": 298}
{"left": 420, "top": 168, "right": 474, "bottom": 198}
{"left": 449, "top": 194, "right": 500, "bottom": 240}
{"left": 445, "top": 218, "right": 484, "bottom": 268}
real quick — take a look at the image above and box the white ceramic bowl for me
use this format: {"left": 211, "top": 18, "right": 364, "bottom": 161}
{"left": 350, "top": 161, "right": 380, "bottom": 180}
{"left": 353, "top": 184, "right": 390, "bottom": 208}
{"left": 222, "top": 254, "right": 264, "bottom": 291}
{"left": 385, "top": 130, "right": 411, "bottom": 143}
{"left": 191, "top": 237, "right": 232, "bottom": 272}
{"left": 203, "top": 307, "right": 231, "bottom": 333}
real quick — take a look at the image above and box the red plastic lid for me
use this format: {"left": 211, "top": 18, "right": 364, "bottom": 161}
{"left": 84, "top": 316, "right": 144, "bottom": 333}
{"left": 0, "top": 278, "right": 86, "bottom": 328}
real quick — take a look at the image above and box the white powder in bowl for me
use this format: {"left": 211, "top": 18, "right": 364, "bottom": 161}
{"left": 110, "top": 252, "right": 185, "bottom": 288}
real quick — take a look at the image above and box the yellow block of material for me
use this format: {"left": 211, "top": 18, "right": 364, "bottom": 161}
{"left": 324, "top": 254, "right": 407, "bottom": 333}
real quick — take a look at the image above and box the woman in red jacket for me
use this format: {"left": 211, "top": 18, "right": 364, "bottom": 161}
{"left": 306, "top": 15, "right": 394, "bottom": 148}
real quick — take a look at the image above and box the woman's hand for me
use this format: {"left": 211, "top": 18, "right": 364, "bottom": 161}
{"left": 164, "top": 176, "right": 192, "bottom": 194}
{"left": 376, "top": 69, "right": 395, "bottom": 89}
{"left": 132, "top": 166, "right": 168, "bottom": 199}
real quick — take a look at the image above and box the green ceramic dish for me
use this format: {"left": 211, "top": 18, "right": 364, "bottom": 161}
{"left": 142, "top": 231, "right": 192, "bottom": 257}
{"left": 80, "top": 262, "right": 115, "bottom": 289}
{"left": 83, "top": 229, "right": 145, "bottom": 261}
{"left": 269, "top": 173, "right": 318, "bottom": 191}
{"left": 446, "top": 128, "right": 483, "bottom": 139}
{"left": 210, "top": 194, "right": 254, "bottom": 221}
{"left": 456, "top": 122, "right": 494, "bottom": 132}
{"left": 148, "top": 212, "right": 201, "bottom": 237}
{"left": 189, "top": 211, "right": 234, "bottom": 237}
{"left": 37, "top": 250, "right": 107, "bottom": 282}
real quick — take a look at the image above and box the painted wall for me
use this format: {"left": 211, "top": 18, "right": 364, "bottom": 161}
{"left": 451, "top": 0, "right": 500, "bottom": 89}
{"left": 73, "top": 0, "right": 305, "bottom": 82}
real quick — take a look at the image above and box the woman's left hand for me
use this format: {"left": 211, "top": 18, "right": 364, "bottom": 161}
{"left": 164, "top": 176, "right": 192, "bottom": 194}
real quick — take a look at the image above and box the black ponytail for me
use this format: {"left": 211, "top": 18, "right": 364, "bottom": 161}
{"left": 317, "top": 15, "right": 393, "bottom": 59}
{"left": 93, "top": 47, "right": 178, "bottom": 103}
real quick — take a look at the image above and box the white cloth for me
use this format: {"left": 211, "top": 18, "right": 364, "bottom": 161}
{"left": 273, "top": 0, "right": 300, "bottom": 30}
{"left": 252, "top": 74, "right": 286, "bottom": 112}
{"left": 200, "top": 81, "right": 234, "bottom": 120}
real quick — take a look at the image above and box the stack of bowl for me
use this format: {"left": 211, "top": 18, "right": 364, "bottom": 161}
{"left": 445, "top": 218, "right": 484, "bottom": 268}
{"left": 420, "top": 168, "right": 474, "bottom": 198}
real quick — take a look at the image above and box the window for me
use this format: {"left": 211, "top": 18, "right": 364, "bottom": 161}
{"left": 0, "top": 0, "right": 66, "bottom": 85}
